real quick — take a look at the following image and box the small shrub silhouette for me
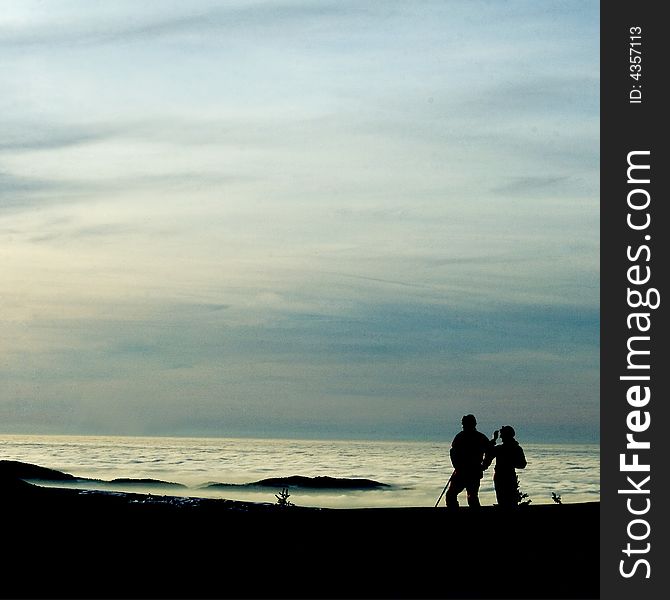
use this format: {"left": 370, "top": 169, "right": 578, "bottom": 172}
{"left": 551, "top": 492, "right": 562, "bottom": 504}
{"left": 516, "top": 476, "right": 531, "bottom": 506}
{"left": 275, "top": 487, "right": 294, "bottom": 507}
{"left": 494, "top": 476, "right": 531, "bottom": 507}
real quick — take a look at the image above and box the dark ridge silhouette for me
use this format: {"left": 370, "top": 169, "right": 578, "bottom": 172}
{"left": 108, "top": 478, "right": 187, "bottom": 488}
{"left": 0, "top": 462, "right": 598, "bottom": 598}
{"left": 204, "top": 475, "right": 389, "bottom": 490}
{"left": 1, "top": 470, "right": 599, "bottom": 599}
{"left": 1, "top": 460, "right": 388, "bottom": 492}
{"left": 257, "top": 475, "right": 390, "bottom": 489}
{"left": 0, "top": 460, "right": 76, "bottom": 481}
{"left": 0, "top": 461, "right": 184, "bottom": 489}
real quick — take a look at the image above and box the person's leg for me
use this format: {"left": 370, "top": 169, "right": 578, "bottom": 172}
{"left": 445, "top": 475, "right": 465, "bottom": 507}
{"left": 466, "top": 478, "right": 482, "bottom": 508}
{"left": 494, "top": 472, "right": 517, "bottom": 507}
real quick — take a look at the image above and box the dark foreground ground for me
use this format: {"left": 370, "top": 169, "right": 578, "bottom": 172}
{"left": 2, "top": 469, "right": 598, "bottom": 599}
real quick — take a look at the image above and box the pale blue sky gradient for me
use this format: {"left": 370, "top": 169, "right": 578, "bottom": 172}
{"left": 0, "top": 1, "right": 599, "bottom": 441}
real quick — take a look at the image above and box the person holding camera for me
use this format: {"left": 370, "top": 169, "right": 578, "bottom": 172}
{"left": 482, "top": 425, "right": 527, "bottom": 508}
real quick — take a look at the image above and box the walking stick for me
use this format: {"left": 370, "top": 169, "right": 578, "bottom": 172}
{"left": 434, "top": 473, "right": 453, "bottom": 508}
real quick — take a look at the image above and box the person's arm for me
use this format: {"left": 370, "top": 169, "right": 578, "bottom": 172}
{"left": 515, "top": 445, "right": 527, "bottom": 469}
{"left": 450, "top": 434, "right": 463, "bottom": 469}
{"left": 482, "top": 431, "right": 498, "bottom": 470}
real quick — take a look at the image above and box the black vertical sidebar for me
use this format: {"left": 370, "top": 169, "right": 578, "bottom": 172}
{"left": 601, "top": 2, "right": 668, "bottom": 599}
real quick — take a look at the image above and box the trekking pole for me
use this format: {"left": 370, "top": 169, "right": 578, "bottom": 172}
{"left": 434, "top": 473, "right": 453, "bottom": 508}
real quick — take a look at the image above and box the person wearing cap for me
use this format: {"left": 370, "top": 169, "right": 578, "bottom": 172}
{"left": 482, "top": 425, "right": 527, "bottom": 507}
{"left": 444, "top": 414, "right": 491, "bottom": 508}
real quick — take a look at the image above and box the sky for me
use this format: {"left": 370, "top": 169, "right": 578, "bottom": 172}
{"left": 0, "top": 0, "right": 599, "bottom": 442}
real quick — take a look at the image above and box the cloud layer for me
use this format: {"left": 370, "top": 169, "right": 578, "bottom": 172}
{"left": 0, "top": 1, "right": 599, "bottom": 441}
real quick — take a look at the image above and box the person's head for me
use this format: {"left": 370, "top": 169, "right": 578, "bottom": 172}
{"left": 461, "top": 414, "right": 477, "bottom": 431}
{"left": 500, "top": 425, "right": 516, "bottom": 441}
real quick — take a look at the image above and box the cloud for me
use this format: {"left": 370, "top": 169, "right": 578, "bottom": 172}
{"left": 0, "top": 123, "right": 119, "bottom": 152}
{"left": 0, "top": 170, "right": 51, "bottom": 194}
{"left": 0, "top": 171, "right": 86, "bottom": 214}
{"left": 0, "top": 290, "right": 598, "bottom": 439}
{"left": 490, "top": 175, "right": 571, "bottom": 196}
{"left": 458, "top": 76, "right": 599, "bottom": 119}
{"left": 0, "top": 1, "right": 367, "bottom": 49}
{"left": 0, "top": 170, "right": 168, "bottom": 215}
{"left": 26, "top": 223, "right": 142, "bottom": 244}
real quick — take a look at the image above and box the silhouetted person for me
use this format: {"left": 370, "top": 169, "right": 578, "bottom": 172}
{"left": 444, "top": 414, "right": 490, "bottom": 508}
{"left": 483, "top": 425, "right": 527, "bottom": 508}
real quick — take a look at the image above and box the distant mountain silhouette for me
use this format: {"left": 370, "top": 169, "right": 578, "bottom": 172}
{"left": 205, "top": 475, "right": 390, "bottom": 490}
{"left": 0, "top": 460, "right": 76, "bottom": 481}
{"left": 107, "top": 478, "right": 186, "bottom": 488}
{"left": 0, "top": 460, "right": 389, "bottom": 491}
{"left": 0, "top": 461, "right": 184, "bottom": 489}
